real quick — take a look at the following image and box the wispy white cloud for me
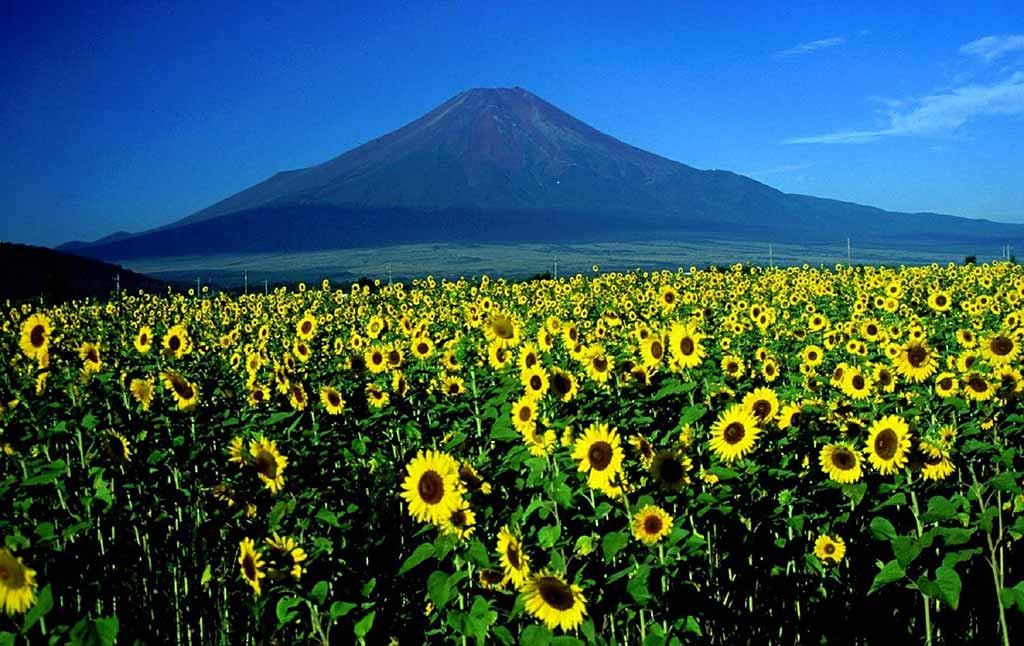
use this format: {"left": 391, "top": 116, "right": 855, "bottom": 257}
{"left": 775, "top": 37, "right": 846, "bottom": 59}
{"left": 960, "top": 34, "right": 1024, "bottom": 62}
{"left": 784, "top": 72, "right": 1024, "bottom": 144}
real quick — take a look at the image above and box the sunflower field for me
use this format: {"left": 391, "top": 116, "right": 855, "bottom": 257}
{"left": 2, "top": 262, "right": 1024, "bottom": 645}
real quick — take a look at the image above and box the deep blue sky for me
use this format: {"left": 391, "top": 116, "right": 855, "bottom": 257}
{"left": 2, "top": 1, "right": 1023, "bottom": 247}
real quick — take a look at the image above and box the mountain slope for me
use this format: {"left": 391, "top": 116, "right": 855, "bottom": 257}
{"left": 65, "top": 87, "right": 1023, "bottom": 260}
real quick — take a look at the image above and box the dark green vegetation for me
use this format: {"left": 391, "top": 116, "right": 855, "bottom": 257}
{"left": 0, "top": 243, "right": 168, "bottom": 303}
{"left": 63, "top": 88, "right": 1023, "bottom": 263}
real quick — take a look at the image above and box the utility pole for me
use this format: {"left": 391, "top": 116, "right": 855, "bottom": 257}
{"left": 768, "top": 244, "right": 773, "bottom": 268}
{"left": 195, "top": 277, "right": 200, "bottom": 296}
{"left": 553, "top": 256, "right": 559, "bottom": 280}
{"left": 847, "top": 238, "right": 852, "bottom": 266}
{"left": 387, "top": 264, "right": 392, "bottom": 286}
{"left": 114, "top": 273, "right": 120, "bottom": 298}
{"left": 244, "top": 271, "right": 248, "bottom": 295}
{"left": 264, "top": 280, "right": 269, "bottom": 297}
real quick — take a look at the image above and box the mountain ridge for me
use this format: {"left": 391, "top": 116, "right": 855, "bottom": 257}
{"left": 62, "top": 86, "right": 1023, "bottom": 259}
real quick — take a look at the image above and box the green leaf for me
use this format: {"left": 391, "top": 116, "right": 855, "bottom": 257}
{"left": 869, "top": 560, "right": 906, "bottom": 594}
{"left": 872, "top": 493, "right": 907, "bottom": 511}
{"left": 315, "top": 508, "right": 341, "bottom": 528}
{"left": 934, "top": 566, "right": 962, "bottom": 610}
{"left": 870, "top": 517, "right": 897, "bottom": 542}
{"left": 642, "top": 623, "right": 667, "bottom": 646}
{"left": 893, "top": 536, "right": 922, "bottom": 568}
{"left": 276, "top": 597, "right": 302, "bottom": 626}
{"left": 428, "top": 571, "right": 452, "bottom": 609}
{"left": 361, "top": 577, "right": 377, "bottom": 597}
{"left": 683, "top": 615, "right": 703, "bottom": 635}
{"left": 21, "top": 584, "right": 52, "bottom": 633}
{"left": 330, "top": 601, "right": 357, "bottom": 619}
{"left": 921, "top": 495, "right": 958, "bottom": 523}
{"left": 537, "top": 524, "right": 561, "bottom": 549}
{"left": 0, "top": 631, "right": 14, "bottom": 646}
{"left": 68, "top": 615, "right": 119, "bottom": 646}
{"left": 602, "top": 530, "right": 629, "bottom": 563}
{"left": 520, "top": 624, "right": 552, "bottom": 646}
{"left": 627, "top": 565, "right": 652, "bottom": 605}
{"left": 942, "top": 548, "right": 982, "bottom": 568}
{"left": 988, "top": 471, "right": 1020, "bottom": 493}
{"left": 310, "top": 580, "right": 329, "bottom": 605}
{"left": 842, "top": 482, "right": 867, "bottom": 506}
{"left": 200, "top": 564, "right": 213, "bottom": 587}
{"left": 353, "top": 610, "right": 375, "bottom": 640}
{"left": 679, "top": 404, "right": 707, "bottom": 425}
{"left": 398, "top": 543, "right": 434, "bottom": 575}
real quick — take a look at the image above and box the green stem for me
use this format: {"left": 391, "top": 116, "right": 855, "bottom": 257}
{"left": 909, "top": 487, "right": 933, "bottom": 646}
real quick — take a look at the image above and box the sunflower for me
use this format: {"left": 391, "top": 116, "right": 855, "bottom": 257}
{"left": 265, "top": 532, "right": 307, "bottom": 580}
{"left": 79, "top": 341, "right": 102, "bottom": 374}
{"left": 238, "top": 538, "right": 266, "bottom": 596}
{"left": 840, "top": 367, "right": 873, "bottom": 400}
{"left": 583, "top": 345, "right": 613, "bottom": 384}
{"left": 813, "top": 535, "right": 846, "bottom": 565}
{"left": 819, "top": 444, "right": 863, "bottom": 484}
{"left": 548, "top": 368, "right": 579, "bottom": 402}
{"left": 934, "top": 372, "right": 958, "bottom": 398}
{"left": 511, "top": 396, "right": 538, "bottom": 434}
{"left": 160, "top": 370, "right": 198, "bottom": 411}
{"left": 865, "top": 415, "right": 911, "bottom": 475}
{"left": 442, "top": 507, "right": 476, "bottom": 540}
{"left": 320, "top": 386, "right": 345, "bottom": 415}
{"left": 720, "top": 354, "right": 745, "bottom": 379}
{"left": 365, "top": 346, "right": 388, "bottom": 374}
{"left": 962, "top": 372, "right": 994, "bottom": 401}
{"left": 478, "top": 569, "right": 506, "bottom": 590}
{"left": 777, "top": 403, "right": 804, "bottom": 430}
{"left": 441, "top": 374, "right": 465, "bottom": 397}
{"left": 762, "top": 357, "right": 781, "bottom": 383}
{"left": 0, "top": 548, "right": 38, "bottom": 615}
{"left": 162, "top": 324, "right": 192, "bottom": 359}
{"left": 894, "top": 340, "right": 937, "bottom": 382}
{"left": 295, "top": 313, "right": 317, "bottom": 340}
{"left": 248, "top": 384, "right": 270, "bottom": 407}
{"left": 497, "top": 525, "right": 530, "bottom": 589}
{"left": 742, "top": 387, "right": 779, "bottom": 425}
{"left": 127, "top": 327, "right": 150, "bottom": 356}
{"left": 129, "top": 376, "right": 154, "bottom": 411}
{"left": 411, "top": 336, "right": 434, "bottom": 360}
{"left": 400, "top": 450, "right": 463, "bottom": 525}
{"left": 484, "top": 311, "right": 520, "bottom": 348}
{"left": 571, "top": 423, "right": 624, "bottom": 495}
{"left": 801, "top": 344, "right": 824, "bottom": 367}
{"left": 289, "top": 382, "right": 308, "bottom": 411}
{"left": 628, "top": 434, "right": 656, "bottom": 469}
{"left": 919, "top": 440, "right": 955, "bottom": 481}
{"left": 982, "top": 331, "right": 1019, "bottom": 366}
{"left": 521, "top": 570, "right": 587, "bottom": 633}
{"left": 668, "top": 320, "right": 705, "bottom": 370}
{"left": 366, "top": 384, "right": 390, "bottom": 408}
{"left": 249, "top": 436, "right": 288, "bottom": 493}
{"left": 640, "top": 334, "right": 667, "bottom": 368}
{"left": 650, "top": 449, "right": 693, "bottom": 491}
{"left": 709, "top": 404, "right": 761, "bottom": 463}
{"left": 520, "top": 366, "right": 549, "bottom": 399}
{"left": 18, "top": 313, "right": 51, "bottom": 360}
{"left": 105, "top": 429, "right": 132, "bottom": 461}
{"left": 632, "top": 505, "right": 673, "bottom": 545}
{"left": 873, "top": 365, "right": 897, "bottom": 393}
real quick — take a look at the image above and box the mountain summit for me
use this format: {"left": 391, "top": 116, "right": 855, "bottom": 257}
{"left": 67, "top": 87, "right": 1022, "bottom": 259}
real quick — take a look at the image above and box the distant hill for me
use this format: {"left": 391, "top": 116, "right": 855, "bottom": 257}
{"left": 0, "top": 242, "right": 169, "bottom": 303}
{"left": 63, "top": 86, "right": 1023, "bottom": 260}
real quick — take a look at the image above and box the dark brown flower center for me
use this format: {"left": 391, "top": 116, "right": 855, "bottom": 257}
{"left": 679, "top": 337, "right": 695, "bottom": 355}
{"left": 169, "top": 336, "right": 181, "bottom": 352}
{"left": 991, "top": 336, "right": 1013, "bottom": 356}
{"left": 537, "top": 576, "right": 575, "bottom": 610}
{"left": 417, "top": 470, "right": 444, "bottom": 504}
{"left": 301, "top": 321, "right": 312, "bottom": 335}
{"left": 530, "top": 375, "right": 542, "bottom": 390}
{"left": 592, "top": 356, "right": 608, "bottom": 373}
{"left": 650, "top": 341, "right": 664, "bottom": 360}
{"left": 866, "top": 324, "right": 878, "bottom": 336}
{"left": 935, "top": 295, "right": 947, "bottom": 307}
{"left": 30, "top": 324, "right": 45, "bottom": 347}
{"left": 878, "top": 370, "right": 892, "bottom": 386}
{"left": 874, "top": 428, "right": 898, "bottom": 460}
{"left": 643, "top": 514, "right": 664, "bottom": 535}
{"left": 242, "top": 555, "right": 256, "bottom": 580}
{"left": 824, "top": 543, "right": 836, "bottom": 555}
{"left": 328, "top": 392, "right": 341, "bottom": 407}
{"left": 507, "top": 544, "right": 521, "bottom": 569}
{"left": 417, "top": 343, "right": 428, "bottom": 355}
{"left": 852, "top": 375, "right": 866, "bottom": 390}
{"left": 588, "top": 441, "right": 613, "bottom": 470}
{"left": 551, "top": 373, "right": 571, "bottom": 396}
{"left": 907, "top": 345, "right": 928, "bottom": 367}
{"left": 255, "top": 450, "right": 278, "bottom": 479}
{"left": 967, "top": 374, "right": 988, "bottom": 392}
{"left": 938, "top": 378, "right": 953, "bottom": 390}
{"left": 170, "top": 375, "right": 194, "bottom": 399}
{"left": 518, "top": 405, "right": 533, "bottom": 422}
{"left": 723, "top": 422, "right": 746, "bottom": 444}
{"left": 752, "top": 400, "right": 771, "bottom": 421}
{"left": 831, "top": 448, "right": 856, "bottom": 470}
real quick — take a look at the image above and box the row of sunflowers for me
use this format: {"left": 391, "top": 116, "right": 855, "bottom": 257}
{"left": 1, "top": 262, "right": 1022, "bottom": 644}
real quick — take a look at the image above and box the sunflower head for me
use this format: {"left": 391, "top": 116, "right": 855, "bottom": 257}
{"left": 0, "top": 548, "right": 38, "bottom": 615}
{"left": 814, "top": 535, "right": 846, "bottom": 565}
{"left": 632, "top": 505, "right": 673, "bottom": 545}
{"left": 520, "top": 570, "right": 587, "bottom": 633}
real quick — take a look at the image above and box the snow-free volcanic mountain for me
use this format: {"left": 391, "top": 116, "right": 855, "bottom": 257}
{"left": 66, "top": 87, "right": 1023, "bottom": 260}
